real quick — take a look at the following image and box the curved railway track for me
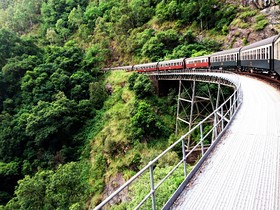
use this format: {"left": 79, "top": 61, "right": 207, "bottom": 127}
{"left": 237, "top": 72, "right": 280, "bottom": 90}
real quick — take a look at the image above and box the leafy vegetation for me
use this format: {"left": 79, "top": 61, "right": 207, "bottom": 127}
{"left": 254, "top": 14, "right": 269, "bottom": 31}
{"left": 0, "top": 0, "right": 269, "bottom": 209}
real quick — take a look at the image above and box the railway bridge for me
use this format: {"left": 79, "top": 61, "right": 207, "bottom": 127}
{"left": 95, "top": 70, "right": 280, "bottom": 210}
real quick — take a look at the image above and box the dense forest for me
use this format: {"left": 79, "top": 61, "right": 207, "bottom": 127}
{"left": 0, "top": 0, "right": 278, "bottom": 209}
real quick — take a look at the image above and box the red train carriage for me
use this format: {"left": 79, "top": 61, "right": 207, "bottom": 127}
{"left": 185, "top": 55, "right": 210, "bottom": 69}
{"left": 133, "top": 62, "right": 158, "bottom": 72}
{"left": 158, "top": 58, "right": 185, "bottom": 71}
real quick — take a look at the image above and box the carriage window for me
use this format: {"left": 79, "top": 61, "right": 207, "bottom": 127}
{"left": 277, "top": 42, "right": 280, "bottom": 59}
{"left": 261, "top": 48, "right": 265, "bottom": 59}
{"left": 267, "top": 47, "right": 269, "bottom": 59}
{"left": 278, "top": 42, "right": 280, "bottom": 59}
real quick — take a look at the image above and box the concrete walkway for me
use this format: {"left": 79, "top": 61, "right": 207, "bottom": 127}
{"left": 172, "top": 76, "right": 280, "bottom": 210}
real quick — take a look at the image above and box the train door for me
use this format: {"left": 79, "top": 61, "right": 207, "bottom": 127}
{"left": 270, "top": 46, "right": 273, "bottom": 71}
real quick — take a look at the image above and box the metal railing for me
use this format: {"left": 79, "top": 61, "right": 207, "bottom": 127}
{"left": 94, "top": 73, "right": 242, "bottom": 210}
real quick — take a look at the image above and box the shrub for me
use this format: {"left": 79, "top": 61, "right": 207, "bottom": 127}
{"left": 130, "top": 101, "right": 168, "bottom": 141}
{"left": 128, "top": 72, "right": 139, "bottom": 90}
{"left": 255, "top": 14, "right": 266, "bottom": 22}
{"left": 254, "top": 19, "right": 268, "bottom": 31}
{"left": 239, "top": 10, "right": 257, "bottom": 19}
{"left": 133, "top": 74, "right": 153, "bottom": 99}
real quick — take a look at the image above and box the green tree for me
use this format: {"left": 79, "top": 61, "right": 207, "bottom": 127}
{"left": 130, "top": 101, "right": 168, "bottom": 141}
{"left": 141, "top": 29, "right": 179, "bottom": 61}
{"left": 5, "top": 162, "right": 88, "bottom": 209}
{"left": 129, "top": 0, "right": 154, "bottom": 27}
{"left": 2, "top": 55, "right": 41, "bottom": 100}
{"left": 0, "top": 0, "right": 43, "bottom": 34}
{"left": 127, "top": 28, "right": 154, "bottom": 56}
{"left": 141, "top": 36, "right": 164, "bottom": 61}
{"left": 25, "top": 93, "right": 79, "bottom": 148}
{"left": 6, "top": 170, "right": 52, "bottom": 209}
{"left": 83, "top": 2, "right": 101, "bottom": 30}
{"left": 68, "top": 6, "right": 84, "bottom": 30}
{"left": 0, "top": 29, "right": 39, "bottom": 69}
{"left": 45, "top": 162, "right": 89, "bottom": 209}
{"left": 0, "top": 161, "right": 20, "bottom": 205}
{"left": 89, "top": 82, "right": 107, "bottom": 109}
{"left": 133, "top": 74, "right": 153, "bottom": 99}
{"left": 156, "top": 0, "right": 179, "bottom": 22}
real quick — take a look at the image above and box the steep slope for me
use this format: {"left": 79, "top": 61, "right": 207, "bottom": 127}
{"left": 0, "top": 0, "right": 280, "bottom": 209}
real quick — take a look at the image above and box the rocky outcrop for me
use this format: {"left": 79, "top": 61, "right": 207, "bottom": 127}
{"left": 102, "top": 173, "right": 128, "bottom": 207}
{"left": 261, "top": 5, "right": 280, "bottom": 29}
{"left": 105, "top": 83, "right": 113, "bottom": 95}
{"left": 228, "top": 25, "right": 277, "bottom": 48}
{"left": 242, "top": 0, "right": 277, "bottom": 9}
{"left": 224, "top": 0, "right": 280, "bottom": 48}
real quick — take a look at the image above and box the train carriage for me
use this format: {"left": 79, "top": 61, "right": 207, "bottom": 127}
{"left": 158, "top": 58, "right": 185, "bottom": 71}
{"left": 210, "top": 47, "right": 241, "bottom": 70}
{"left": 185, "top": 55, "right": 210, "bottom": 69}
{"left": 273, "top": 35, "right": 280, "bottom": 75}
{"left": 103, "top": 65, "right": 133, "bottom": 71}
{"left": 240, "top": 35, "right": 279, "bottom": 73}
{"left": 133, "top": 62, "right": 158, "bottom": 72}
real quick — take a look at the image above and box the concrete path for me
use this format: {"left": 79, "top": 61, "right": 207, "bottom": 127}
{"left": 172, "top": 76, "right": 280, "bottom": 210}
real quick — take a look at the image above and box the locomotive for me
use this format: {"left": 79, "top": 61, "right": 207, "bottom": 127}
{"left": 106, "top": 35, "right": 280, "bottom": 77}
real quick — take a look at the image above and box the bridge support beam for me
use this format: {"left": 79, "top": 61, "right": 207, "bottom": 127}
{"left": 212, "top": 82, "right": 221, "bottom": 142}
{"left": 175, "top": 80, "right": 216, "bottom": 149}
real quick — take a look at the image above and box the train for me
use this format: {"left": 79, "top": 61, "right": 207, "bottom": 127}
{"left": 105, "top": 34, "right": 280, "bottom": 77}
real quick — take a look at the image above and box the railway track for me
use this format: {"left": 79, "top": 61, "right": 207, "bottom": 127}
{"left": 237, "top": 72, "right": 280, "bottom": 90}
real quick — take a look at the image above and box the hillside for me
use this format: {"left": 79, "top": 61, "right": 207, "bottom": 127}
{"left": 0, "top": 0, "right": 279, "bottom": 209}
